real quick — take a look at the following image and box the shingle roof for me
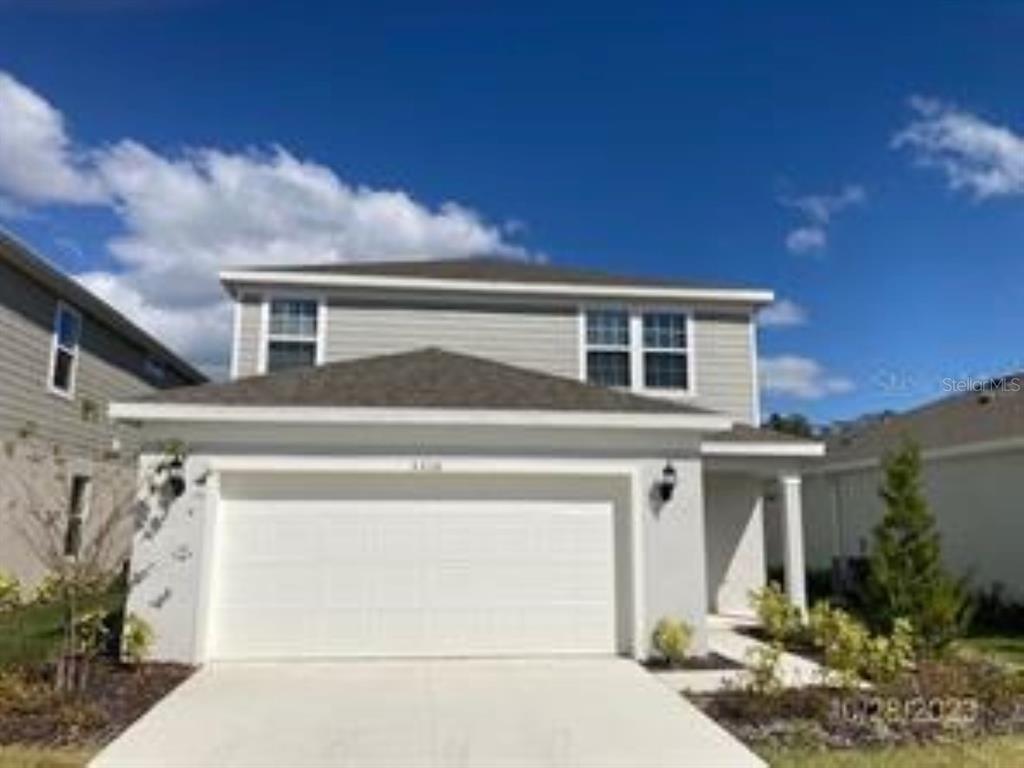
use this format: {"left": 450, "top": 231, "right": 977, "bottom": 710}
{"left": 240, "top": 257, "right": 753, "bottom": 293}
{"left": 824, "top": 373, "right": 1024, "bottom": 464}
{"left": 709, "top": 424, "right": 820, "bottom": 445}
{"left": 134, "top": 347, "right": 716, "bottom": 414}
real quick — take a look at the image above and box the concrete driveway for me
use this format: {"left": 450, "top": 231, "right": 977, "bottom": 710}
{"left": 90, "top": 658, "right": 763, "bottom": 768}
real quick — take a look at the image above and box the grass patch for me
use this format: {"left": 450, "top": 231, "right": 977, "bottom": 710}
{"left": 957, "top": 634, "right": 1024, "bottom": 670}
{"left": 761, "top": 734, "right": 1024, "bottom": 767}
{"left": 0, "top": 591, "right": 124, "bottom": 667}
{"left": 0, "top": 746, "right": 93, "bottom": 768}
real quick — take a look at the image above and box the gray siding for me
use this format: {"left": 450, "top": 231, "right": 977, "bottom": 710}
{"left": 323, "top": 299, "right": 579, "bottom": 378}
{"left": 233, "top": 293, "right": 263, "bottom": 377}
{"left": 233, "top": 290, "right": 758, "bottom": 424}
{"left": 0, "top": 258, "right": 179, "bottom": 456}
{"left": 692, "top": 311, "right": 756, "bottom": 423}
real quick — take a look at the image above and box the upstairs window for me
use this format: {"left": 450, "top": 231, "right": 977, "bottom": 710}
{"left": 585, "top": 309, "right": 631, "bottom": 387}
{"left": 266, "top": 298, "right": 319, "bottom": 372}
{"left": 49, "top": 302, "right": 81, "bottom": 396}
{"left": 642, "top": 312, "right": 689, "bottom": 390}
{"left": 584, "top": 308, "right": 692, "bottom": 393}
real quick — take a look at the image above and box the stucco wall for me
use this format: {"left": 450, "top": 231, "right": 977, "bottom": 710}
{"left": 801, "top": 449, "right": 1024, "bottom": 600}
{"left": 126, "top": 446, "right": 711, "bottom": 664}
{"left": 704, "top": 473, "right": 765, "bottom": 615}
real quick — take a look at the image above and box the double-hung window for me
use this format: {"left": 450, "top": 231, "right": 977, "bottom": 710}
{"left": 266, "top": 298, "right": 319, "bottom": 372}
{"left": 585, "top": 309, "right": 631, "bottom": 387}
{"left": 584, "top": 308, "right": 691, "bottom": 392}
{"left": 49, "top": 303, "right": 81, "bottom": 396}
{"left": 642, "top": 312, "right": 689, "bottom": 390}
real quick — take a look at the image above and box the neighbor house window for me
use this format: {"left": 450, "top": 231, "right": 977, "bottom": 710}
{"left": 266, "top": 298, "right": 319, "bottom": 372}
{"left": 64, "top": 474, "right": 91, "bottom": 558}
{"left": 585, "top": 309, "right": 631, "bottom": 387}
{"left": 642, "top": 312, "right": 689, "bottom": 390}
{"left": 49, "top": 302, "right": 82, "bottom": 396}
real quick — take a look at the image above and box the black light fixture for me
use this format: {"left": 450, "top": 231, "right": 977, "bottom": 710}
{"left": 163, "top": 455, "right": 186, "bottom": 499}
{"left": 656, "top": 461, "right": 678, "bottom": 502}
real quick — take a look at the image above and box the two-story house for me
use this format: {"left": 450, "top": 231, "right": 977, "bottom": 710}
{"left": 111, "top": 259, "right": 822, "bottom": 663}
{"left": 0, "top": 228, "right": 206, "bottom": 587}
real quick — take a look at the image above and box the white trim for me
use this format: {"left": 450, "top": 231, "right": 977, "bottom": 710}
{"left": 629, "top": 468, "right": 646, "bottom": 659}
{"left": 256, "top": 295, "right": 269, "bottom": 374}
{"left": 220, "top": 269, "right": 775, "bottom": 305}
{"left": 110, "top": 402, "right": 733, "bottom": 431}
{"left": 46, "top": 300, "right": 82, "bottom": 399}
{"left": 701, "top": 440, "right": 825, "bottom": 458}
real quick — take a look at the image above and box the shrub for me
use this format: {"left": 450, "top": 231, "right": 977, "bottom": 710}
{"left": 744, "top": 640, "right": 784, "bottom": 696}
{"left": 866, "top": 442, "right": 970, "bottom": 650}
{"left": 750, "top": 582, "right": 803, "bottom": 643}
{"left": 808, "top": 601, "right": 869, "bottom": 688}
{"left": 0, "top": 569, "right": 21, "bottom": 612}
{"left": 74, "top": 609, "right": 110, "bottom": 657}
{"left": 652, "top": 617, "right": 693, "bottom": 666}
{"left": 862, "top": 617, "right": 916, "bottom": 684}
{"left": 122, "top": 613, "right": 154, "bottom": 664}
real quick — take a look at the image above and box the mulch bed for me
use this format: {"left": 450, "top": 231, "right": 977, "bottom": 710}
{"left": 643, "top": 653, "right": 744, "bottom": 671}
{"left": 736, "top": 625, "right": 825, "bottom": 665}
{"left": 690, "top": 656, "right": 1024, "bottom": 751}
{"left": 0, "top": 661, "right": 193, "bottom": 747}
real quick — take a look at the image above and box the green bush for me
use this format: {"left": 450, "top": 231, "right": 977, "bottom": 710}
{"left": 122, "top": 613, "right": 154, "bottom": 664}
{"left": 74, "top": 609, "right": 110, "bottom": 657}
{"left": 750, "top": 582, "right": 803, "bottom": 643}
{"left": 652, "top": 617, "right": 693, "bottom": 666}
{"left": 744, "top": 640, "right": 784, "bottom": 696}
{"left": 809, "top": 602, "right": 917, "bottom": 686}
{"left": 0, "top": 569, "right": 21, "bottom": 612}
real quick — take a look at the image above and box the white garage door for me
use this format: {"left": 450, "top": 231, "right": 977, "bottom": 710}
{"left": 208, "top": 496, "right": 617, "bottom": 659}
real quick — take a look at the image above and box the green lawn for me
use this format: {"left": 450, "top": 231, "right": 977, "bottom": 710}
{"left": 762, "top": 735, "right": 1024, "bottom": 768}
{"left": 0, "top": 591, "right": 124, "bottom": 666}
{"left": 957, "top": 634, "right": 1024, "bottom": 669}
{"left": 0, "top": 747, "right": 94, "bottom": 768}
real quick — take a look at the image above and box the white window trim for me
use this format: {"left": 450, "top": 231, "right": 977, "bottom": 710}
{"left": 47, "top": 301, "right": 82, "bottom": 400}
{"left": 579, "top": 304, "right": 696, "bottom": 398}
{"left": 258, "top": 293, "right": 327, "bottom": 374}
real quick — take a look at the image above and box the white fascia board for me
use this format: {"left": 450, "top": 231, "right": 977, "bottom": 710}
{"left": 219, "top": 270, "right": 775, "bottom": 306}
{"left": 701, "top": 440, "right": 825, "bottom": 458}
{"left": 109, "top": 402, "right": 733, "bottom": 432}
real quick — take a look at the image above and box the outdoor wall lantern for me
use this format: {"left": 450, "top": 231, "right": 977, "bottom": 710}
{"left": 162, "top": 455, "right": 187, "bottom": 500}
{"left": 656, "top": 461, "right": 678, "bottom": 503}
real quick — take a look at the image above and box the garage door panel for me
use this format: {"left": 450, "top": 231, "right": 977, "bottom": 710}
{"left": 210, "top": 497, "right": 616, "bottom": 659}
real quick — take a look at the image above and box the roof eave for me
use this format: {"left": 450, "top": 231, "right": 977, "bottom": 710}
{"left": 701, "top": 439, "right": 826, "bottom": 458}
{"left": 109, "top": 402, "right": 734, "bottom": 432}
{"left": 219, "top": 269, "right": 775, "bottom": 306}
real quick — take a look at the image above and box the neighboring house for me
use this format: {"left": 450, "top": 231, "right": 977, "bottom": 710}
{"left": 0, "top": 229, "right": 206, "bottom": 587}
{"left": 794, "top": 376, "right": 1024, "bottom": 602}
{"left": 111, "top": 258, "right": 823, "bottom": 663}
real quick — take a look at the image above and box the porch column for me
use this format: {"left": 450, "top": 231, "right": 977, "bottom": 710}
{"left": 779, "top": 473, "right": 807, "bottom": 612}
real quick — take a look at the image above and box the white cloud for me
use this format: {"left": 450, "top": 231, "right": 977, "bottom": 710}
{"left": 0, "top": 73, "right": 104, "bottom": 204}
{"left": 760, "top": 355, "right": 853, "bottom": 400}
{"left": 893, "top": 96, "right": 1024, "bottom": 199}
{"left": 0, "top": 72, "right": 529, "bottom": 373}
{"left": 780, "top": 184, "right": 865, "bottom": 254}
{"left": 758, "top": 298, "right": 807, "bottom": 328}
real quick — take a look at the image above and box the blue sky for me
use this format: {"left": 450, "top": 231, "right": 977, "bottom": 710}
{"left": 2, "top": 0, "right": 1024, "bottom": 422}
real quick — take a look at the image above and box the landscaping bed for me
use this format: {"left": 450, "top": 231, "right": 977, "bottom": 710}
{"left": 691, "top": 656, "right": 1024, "bottom": 752}
{"left": 0, "top": 662, "right": 192, "bottom": 748}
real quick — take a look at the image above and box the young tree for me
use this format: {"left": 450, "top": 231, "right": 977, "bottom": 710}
{"left": 866, "top": 441, "right": 969, "bottom": 649}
